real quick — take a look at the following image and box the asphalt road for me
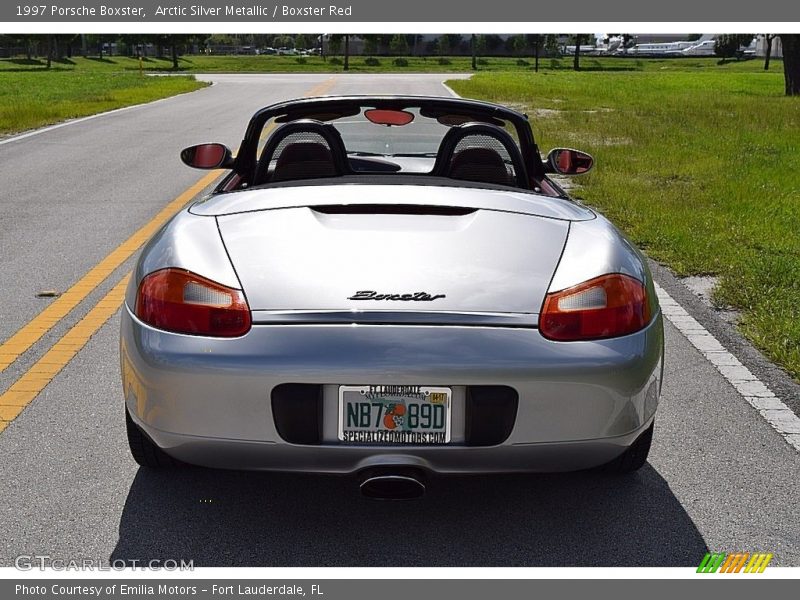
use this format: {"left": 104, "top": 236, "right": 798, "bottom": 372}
{"left": 1, "top": 74, "right": 798, "bottom": 568}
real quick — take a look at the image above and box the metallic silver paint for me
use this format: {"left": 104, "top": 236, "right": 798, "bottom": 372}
{"left": 125, "top": 211, "right": 241, "bottom": 308}
{"left": 217, "top": 206, "right": 569, "bottom": 314}
{"left": 250, "top": 309, "right": 538, "bottom": 327}
{"left": 190, "top": 184, "right": 597, "bottom": 221}
{"left": 121, "top": 180, "right": 664, "bottom": 474}
{"left": 548, "top": 215, "right": 648, "bottom": 293}
{"left": 128, "top": 408, "right": 654, "bottom": 474}
{"left": 120, "top": 304, "right": 663, "bottom": 473}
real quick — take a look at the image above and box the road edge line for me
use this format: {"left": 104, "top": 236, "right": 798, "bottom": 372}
{"left": 443, "top": 81, "right": 800, "bottom": 454}
{"left": 654, "top": 283, "right": 800, "bottom": 452}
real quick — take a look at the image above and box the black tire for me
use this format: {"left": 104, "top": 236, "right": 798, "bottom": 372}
{"left": 125, "top": 409, "right": 183, "bottom": 468}
{"left": 599, "top": 422, "right": 654, "bottom": 474}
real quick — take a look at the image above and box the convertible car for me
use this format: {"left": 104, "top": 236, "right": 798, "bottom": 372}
{"left": 120, "top": 95, "right": 663, "bottom": 499}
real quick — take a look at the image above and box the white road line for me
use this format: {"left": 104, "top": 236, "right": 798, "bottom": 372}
{"left": 436, "top": 81, "right": 799, "bottom": 454}
{"left": 655, "top": 282, "right": 800, "bottom": 452}
{"left": 441, "top": 81, "right": 800, "bottom": 452}
{"left": 441, "top": 81, "right": 460, "bottom": 97}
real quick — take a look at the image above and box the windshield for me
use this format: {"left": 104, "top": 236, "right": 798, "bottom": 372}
{"left": 240, "top": 98, "right": 545, "bottom": 189}
{"left": 258, "top": 106, "right": 517, "bottom": 163}
{"left": 333, "top": 108, "right": 450, "bottom": 157}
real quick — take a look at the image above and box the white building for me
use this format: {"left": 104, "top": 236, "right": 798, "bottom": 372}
{"left": 755, "top": 35, "right": 783, "bottom": 58}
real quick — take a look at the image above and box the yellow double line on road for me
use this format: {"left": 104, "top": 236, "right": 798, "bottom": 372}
{"left": 0, "top": 76, "right": 338, "bottom": 434}
{"left": 0, "top": 170, "right": 221, "bottom": 374}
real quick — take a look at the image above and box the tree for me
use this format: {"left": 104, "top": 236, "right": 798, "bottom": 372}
{"left": 525, "top": 35, "right": 542, "bottom": 71}
{"left": 763, "top": 34, "right": 777, "bottom": 70}
{"left": 343, "top": 34, "right": 349, "bottom": 71}
{"left": 572, "top": 34, "right": 589, "bottom": 70}
{"left": 435, "top": 36, "right": 449, "bottom": 56}
{"left": 273, "top": 34, "right": 294, "bottom": 49}
{"left": 362, "top": 34, "right": 379, "bottom": 55}
{"left": 444, "top": 34, "right": 464, "bottom": 54}
{"left": 714, "top": 34, "right": 753, "bottom": 61}
{"left": 327, "top": 34, "right": 342, "bottom": 56}
{"left": 482, "top": 34, "right": 503, "bottom": 54}
{"left": 508, "top": 35, "right": 526, "bottom": 56}
{"left": 474, "top": 34, "right": 487, "bottom": 56}
{"left": 471, "top": 34, "right": 477, "bottom": 70}
{"left": 389, "top": 34, "right": 408, "bottom": 56}
{"left": 409, "top": 34, "right": 420, "bottom": 56}
{"left": 5, "top": 34, "right": 40, "bottom": 60}
{"left": 780, "top": 34, "right": 800, "bottom": 95}
{"left": 155, "top": 34, "right": 194, "bottom": 68}
{"left": 295, "top": 34, "right": 310, "bottom": 50}
{"left": 544, "top": 35, "right": 560, "bottom": 57}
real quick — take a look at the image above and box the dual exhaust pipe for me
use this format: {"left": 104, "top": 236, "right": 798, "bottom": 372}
{"left": 358, "top": 467, "right": 426, "bottom": 500}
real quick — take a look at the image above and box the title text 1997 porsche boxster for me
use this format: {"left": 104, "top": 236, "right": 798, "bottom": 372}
{"left": 120, "top": 95, "right": 663, "bottom": 499}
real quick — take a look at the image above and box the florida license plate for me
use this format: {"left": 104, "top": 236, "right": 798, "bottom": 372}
{"left": 338, "top": 385, "right": 451, "bottom": 444}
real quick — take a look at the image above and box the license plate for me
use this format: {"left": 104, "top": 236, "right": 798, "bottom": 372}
{"left": 338, "top": 385, "right": 451, "bottom": 444}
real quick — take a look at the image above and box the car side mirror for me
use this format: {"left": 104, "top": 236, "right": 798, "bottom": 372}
{"left": 180, "top": 143, "right": 234, "bottom": 169}
{"left": 545, "top": 148, "right": 594, "bottom": 175}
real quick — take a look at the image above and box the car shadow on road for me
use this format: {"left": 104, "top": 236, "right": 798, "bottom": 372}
{"left": 111, "top": 464, "right": 706, "bottom": 567}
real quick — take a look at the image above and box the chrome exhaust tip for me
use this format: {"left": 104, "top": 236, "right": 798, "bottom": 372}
{"left": 358, "top": 468, "right": 426, "bottom": 500}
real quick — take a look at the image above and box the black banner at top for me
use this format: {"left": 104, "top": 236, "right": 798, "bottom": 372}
{"left": 2, "top": 0, "right": 799, "bottom": 22}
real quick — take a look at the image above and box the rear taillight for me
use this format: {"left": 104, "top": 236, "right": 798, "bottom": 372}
{"left": 135, "top": 269, "right": 251, "bottom": 337}
{"left": 539, "top": 274, "right": 650, "bottom": 341}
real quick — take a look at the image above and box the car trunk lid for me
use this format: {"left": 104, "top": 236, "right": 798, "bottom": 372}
{"left": 216, "top": 196, "right": 573, "bottom": 317}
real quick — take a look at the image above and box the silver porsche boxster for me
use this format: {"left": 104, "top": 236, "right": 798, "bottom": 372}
{"left": 120, "top": 95, "right": 663, "bottom": 498}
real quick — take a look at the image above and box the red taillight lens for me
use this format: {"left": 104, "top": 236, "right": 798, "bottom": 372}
{"left": 539, "top": 274, "right": 651, "bottom": 341}
{"left": 135, "top": 269, "right": 251, "bottom": 337}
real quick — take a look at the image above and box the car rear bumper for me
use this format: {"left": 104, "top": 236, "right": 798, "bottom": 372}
{"left": 120, "top": 305, "right": 664, "bottom": 473}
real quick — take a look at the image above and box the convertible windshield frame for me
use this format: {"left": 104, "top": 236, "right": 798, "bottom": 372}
{"left": 230, "top": 95, "right": 544, "bottom": 188}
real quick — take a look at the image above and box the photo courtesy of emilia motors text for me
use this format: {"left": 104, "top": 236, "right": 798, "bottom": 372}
{"left": 1, "top": 0, "right": 800, "bottom": 597}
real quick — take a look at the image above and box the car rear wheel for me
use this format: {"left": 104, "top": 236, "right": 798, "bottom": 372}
{"left": 125, "top": 409, "right": 183, "bottom": 468}
{"left": 599, "top": 422, "right": 654, "bottom": 474}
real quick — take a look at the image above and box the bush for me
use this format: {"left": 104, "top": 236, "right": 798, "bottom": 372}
{"left": 393, "top": 57, "right": 409, "bottom": 67}
{"left": 329, "top": 57, "right": 342, "bottom": 65}
{"left": 516, "top": 58, "right": 529, "bottom": 66}
{"left": 477, "top": 58, "right": 489, "bottom": 66}
{"left": 437, "top": 57, "right": 452, "bottom": 65}
{"left": 364, "top": 56, "right": 380, "bottom": 66}
{"left": 295, "top": 57, "right": 307, "bottom": 65}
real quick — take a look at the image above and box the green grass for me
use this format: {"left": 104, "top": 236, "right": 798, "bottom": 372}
{"left": 2, "top": 53, "right": 798, "bottom": 378}
{"left": 0, "top": 54, "right": 785, "bottom": 75}
{"left": 448, "top": 70, "right": 800, "bottom": 379}
{"left": 0, "top": 59, "right": 205, "bottom": 134}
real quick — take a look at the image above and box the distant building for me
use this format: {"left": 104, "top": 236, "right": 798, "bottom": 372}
{"left": 755, "top": 35, "right": 782, "bottom": 58}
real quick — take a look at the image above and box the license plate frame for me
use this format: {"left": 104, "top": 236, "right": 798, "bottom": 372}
{"left": 337, "top": 385, "right": 452, "bottom": 444}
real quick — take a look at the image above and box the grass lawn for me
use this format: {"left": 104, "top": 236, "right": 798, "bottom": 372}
{"left": 448, "top": 70, "right": 800, "bottom": 379}
{"left": 0, "top": 59, "right": 205, "bottom": 135}
{"left": 2, "top": 53, "right": 798, "bottom": 378}
{"left": 139, "top": 54, "right": 783, "bottom": 74}
{"left": 0, "top": 53, "right": 785, "bottom": 75}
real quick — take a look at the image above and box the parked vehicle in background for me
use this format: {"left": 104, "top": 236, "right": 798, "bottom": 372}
{"left": 679, "top": 40, "right": 717, "bottom": 56}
